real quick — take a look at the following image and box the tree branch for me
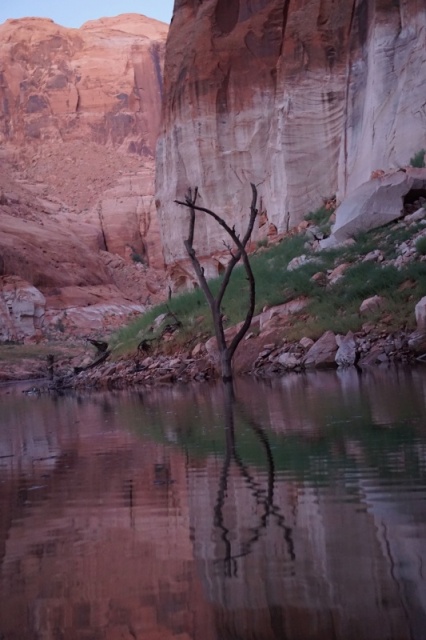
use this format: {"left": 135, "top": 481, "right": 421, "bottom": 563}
{"left": 175, "top": 183, "right": 259, "bottom": 382}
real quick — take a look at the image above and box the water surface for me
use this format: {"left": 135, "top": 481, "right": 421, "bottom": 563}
{"left": 0, "top": 367, "right": 425, "bottom": 639}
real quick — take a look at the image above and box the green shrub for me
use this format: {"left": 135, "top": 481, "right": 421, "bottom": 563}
{"left": 304, "top": 205, "right": 331, "bottom": 227}
{"left": 131, "top": 251, "right": 144, "bottom": 264}
{"left": 415, "top": 236, "right": 426, "bottom": 255}
{"left": 403, "top": 262, "right": 426, "bottom": 298}
{"left": 409, "top": 149, "right": 426, "bottom": 168}
{"left": 256, "top": 238, "right": 269, "bottom": 249}
{"left": 304, "top": 205, "right": 334, "bottom": 237}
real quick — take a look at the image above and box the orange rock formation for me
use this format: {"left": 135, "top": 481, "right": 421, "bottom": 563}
{"left": 0, "top": 14, "right": 168, "bottom": 340}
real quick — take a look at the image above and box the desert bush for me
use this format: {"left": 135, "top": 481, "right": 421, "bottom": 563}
{"left": 415, "top": 235, "right": 426, "bottom": 255}
{"left": 130, "top": 248, "right": 145, "bottom": 264}
{"left": 305, "top": 205, "right": 333, "bottom": 236}
{"left": 409, "top": 149, "right": 426, "bottom": 168}
{"left": 304, "top": 205, "right": 331, "bottom": 227}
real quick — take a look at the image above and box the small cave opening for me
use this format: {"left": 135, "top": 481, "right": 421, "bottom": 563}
{"left": 403, "top": 188, "right": 426, "bottom": 215}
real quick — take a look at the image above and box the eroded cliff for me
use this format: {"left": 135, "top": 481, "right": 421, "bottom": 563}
{"left": 156, "top": 0, "right": 426, "bottom": 282}
{"left": 0, "top": 14, "right": 168, "bottom": 340}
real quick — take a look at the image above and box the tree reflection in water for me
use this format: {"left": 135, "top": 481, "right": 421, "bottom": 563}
{"left": 214, "top": 382, "right": 295, "bottom": 578}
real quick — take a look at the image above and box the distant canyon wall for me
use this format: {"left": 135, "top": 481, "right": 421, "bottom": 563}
{"left": 0, "top": 13, "right": 166, "bottom": 155}
{"left": 0, "top": 15, "right": 169, "bottom": 340}
{"left": 0, "top": 14, "right": 168, "bottom": 270}
{"left": 156, "top": 0, "right": 426, "bottom": 274}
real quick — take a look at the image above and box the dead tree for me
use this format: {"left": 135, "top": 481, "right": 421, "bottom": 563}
{"left": 175, "top": 183, "right": 258, "bottom": 383}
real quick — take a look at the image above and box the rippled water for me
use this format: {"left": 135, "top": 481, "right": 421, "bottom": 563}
{"left": 0, "top": 367, "right": 425, "bottom": 640}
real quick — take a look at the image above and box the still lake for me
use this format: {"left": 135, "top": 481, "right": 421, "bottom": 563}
{"left": 0, "top": 367, "right": 425, "bottom": 640}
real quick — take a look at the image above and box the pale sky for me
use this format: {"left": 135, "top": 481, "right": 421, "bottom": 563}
{"left": 0, "top": 1, "right": 175, "bottom": 27}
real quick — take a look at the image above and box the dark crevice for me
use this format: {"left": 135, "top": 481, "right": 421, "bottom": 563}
{"left": 97, "top": 204, "right": 109, "bottom": 252}
{"left": 278, "top": 0, "right": 292, "bottom": 58}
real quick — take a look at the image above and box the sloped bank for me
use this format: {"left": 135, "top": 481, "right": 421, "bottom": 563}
{"left": 14, "top": 286, "right": 426, "bottom": 390}
{"left": 54, "top": 299, "right": 426, "bottom": 391}
{"left": 11, "top": 173, "right": 426, "bottom": 389}
{"left": 63, "top": 180, "right": 426, "bottom": 390}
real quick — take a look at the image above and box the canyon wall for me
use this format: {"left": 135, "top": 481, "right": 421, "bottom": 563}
{"left": 0, "top": 14, "right": 168, "bottom": 340}
{"left": 156, "top": 0, "right": 426, "bottom": 279}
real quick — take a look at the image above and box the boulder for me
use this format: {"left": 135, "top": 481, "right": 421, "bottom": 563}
{"left": 0, "top": 276, "right": 46, "bottom": 342}
{"left": 415, "top": 297, "right": 426, "bottom": 330}
{"left": 287, "top": 255, "right": 310, "bottom": 271}
{"left": 359, "top": 295, "right": 385, "bottom": 316}
{"left": 258, "top": 299, "right": 307, "bottom": 331}
{"left": 191, "top": 343, "right": 204, "bottom": 357}
{"left": 303, "top": 331, "right": 338, "bottom": 368}
{"left": 405, "top": 208, "right": 426, "bottom": 224}
{"left": 327, "top": 263, "right": 350, "bottom": 285}
{"left": 362, "top": 250, "right": 384, "bottom": 263}
{"left": 408, "top": 330, "right": 426, "bottom": 355}
{"left": 330, "top": 169, "right": 426, "bottom": 243}
{"left": 311, "top": 272, "right": 327, "bottom": 287}
{"left": 277, "top": 352, "right": 299, "bottom": 370}
{"left": 299, "top": 337, "right": 314, "bottom": 350}
{"left": 359, "top": 347, "right": 389, "bottom": 367}
{"left": 335, "top": 332, "right": 357, "bottom": 367}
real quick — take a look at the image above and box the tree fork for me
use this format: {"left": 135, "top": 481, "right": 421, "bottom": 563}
{"left": 175, "top": 184, "right": 258, "bottom": 383}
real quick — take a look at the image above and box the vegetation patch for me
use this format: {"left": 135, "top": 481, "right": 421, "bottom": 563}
{"left": 304, "top": 205, "right": 333, "bottom": 237}
{"left": 112, "top": 215, "right": 426, "bottom": 356}
{"left": 415, "top": 235, "right": 426, "bottom": 255}
{"left": 409, "top": 149, "right": 426, "bottom": 168}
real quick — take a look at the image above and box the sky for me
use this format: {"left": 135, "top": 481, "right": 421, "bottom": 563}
{"left": 0, "top": 1, "right": 175, "bottom": 27}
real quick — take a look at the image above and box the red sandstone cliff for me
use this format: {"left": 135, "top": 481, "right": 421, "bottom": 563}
{"left": 0, "top": 14, "right": 168, "bottom": 340}
{"left": 156, "top": 0, "right": 426, "bottom": 285}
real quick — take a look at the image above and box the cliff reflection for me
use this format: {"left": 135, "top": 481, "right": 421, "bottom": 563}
{"left": 0, "top": 368, "right": 425, "bottom": 639}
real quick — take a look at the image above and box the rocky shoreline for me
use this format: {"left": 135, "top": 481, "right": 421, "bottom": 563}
{"left": 18, "top": 321, "right": 419, "bottom": 393}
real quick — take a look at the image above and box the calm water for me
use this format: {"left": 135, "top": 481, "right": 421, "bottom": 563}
{"left": 0, "top": 368, "right": 425, "bottom": 640}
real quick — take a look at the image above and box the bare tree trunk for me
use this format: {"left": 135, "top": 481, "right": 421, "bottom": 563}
{"left": 220, "top": 350, "right": 233, "bottom": 384}
{"left": 175, "top": 184, "right": 258, "bottom": 383}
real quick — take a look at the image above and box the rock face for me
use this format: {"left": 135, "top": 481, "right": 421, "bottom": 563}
{"left": 156, "top": 0, "right": 426, "bottom": 277}
{"left": 0, "top": 15, "right": 169, "bottom": 340}
{"left": 325, "top": 168, "right": 426, "bottom": 245}
{"left": 0, "top": 14, "right": 166, "bottom": 157}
